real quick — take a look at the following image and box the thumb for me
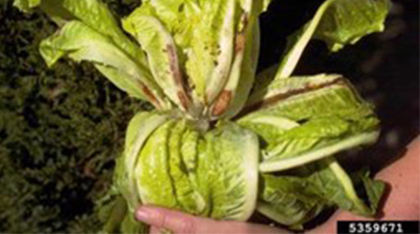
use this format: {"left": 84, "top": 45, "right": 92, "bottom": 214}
{"left": 135, "top": 205, "right": 286, "bottom": 234}
{"left": 135, "top": 205, "right": 205, "bottom": 234}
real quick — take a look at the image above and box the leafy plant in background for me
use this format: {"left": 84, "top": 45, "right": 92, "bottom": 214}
{"left": 14, "top": 0, "right": 390, "bottom": 232}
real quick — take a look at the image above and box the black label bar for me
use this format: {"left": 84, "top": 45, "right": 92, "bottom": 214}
{"left": 337, "top": 221, "right": 420, "bottom": 234}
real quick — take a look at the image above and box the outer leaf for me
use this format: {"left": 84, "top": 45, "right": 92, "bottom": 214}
{"left": 181, "top": 130, "right": 199, "bottom": 173}
{"left": 179, "top": 127, "right": 207, "bottom": 215}
{"left": 168, "top": 121, "right": 207, "bottom": 214}
{"left": 134, "top": 119, "right": 209, "bottom": 217}
{"left": 13, "top": 0, "right": 40, "bottom": 12}
{"left": 240, "top": 75, "right": 376, "bottom": 122}
{"left": 114, "top": 112, "right": 168, "bottom": 212}
{"left": 120, "top": 215, "right": 148, "bottom": 234}
{"left": 239, "top": 75, "right": 380, "bottom": 172}
{"left": 258, "top": 174, "right": 326, "bottom": 227}
{"left": 258, "top": 158, "right": 384, "bottom": 228}
{"left": 209, "top": 0, "right": 261, "bottom": 118}
{"left": 238, "top": 115, "right": 299, "bottom": 145}
{"left": 204, "top": 0, "right": 236, "bottom": 104}
{"left": 205, "top": 121, "right": 259, "bottom": 220}
{"left": 314, "top": 0, "right": 391, "bottom": 52}
{"left": 183, "top": 0, "right": 243, "bottom": 100}
{"left": 100, "top": 196, "right": 148, "bottom": 234}
{"left": 122, "top": 13, "right": 193, "bottom": 114}
{"left": 276, "top": 0, "right": 391, "bottom": 78}
{"left": 40, "top": 21, "right": 169, "bottom": 109}
{"left": 351, "top": 169, "right": 386, "bottom": 212}
{"left": 262, "top": 0, "right": 273, "bottom": 12}
{"left": 212, "top": 19, "right": 261, "bottom": 119}
{"left": 193, "top": 132, "right": 214, "bottom": 217}
{"left": 135, "top": 0, "right": 240, "bottom": 100}
{"left": 244, "top": 73, "right": 341, "bottom": 112}
{"left": 135, "top": 121, "right": 259, "bottom": 221}
{"left": 15, "top": 0, "right": 148, "bottom": 66}
{"left": 314, "top": 158, "right": 373, "bottom": 215}
{"left": 14, "top": 0, "right": 158, "bottom": 102}
{"left": 98, "top": 195, "right": 148, "bottom": 234}
{"left": 135, "top": 120, "right": 179, "bottom": 209}
{"left": 94, "top": 66, "right": 148, "bottom": 100}
{"left": 101, "top": 196, "right": 128, "bottom": 234}
{"left": 262, "top": 132, "right": 379, "bottom": 172}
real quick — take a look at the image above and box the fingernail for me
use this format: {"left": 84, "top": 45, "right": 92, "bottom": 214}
{"left": 135, "top": 207, "right": 152, "bottom": 222}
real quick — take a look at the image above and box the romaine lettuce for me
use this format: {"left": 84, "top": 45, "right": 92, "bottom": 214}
{"left": 15, "top": 0, "right": 391, "bottom": 232}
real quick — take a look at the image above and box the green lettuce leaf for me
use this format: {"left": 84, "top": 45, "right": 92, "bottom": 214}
{"left": 201, "top": 0, "right": 237, "bottom": 104}
{"left": 128, "top": 0, "right": 240, "bottom": 101}
{"left": 14, "top": 0, "right": 164, "bottom": 103}
{"left": 238, "top": 115, "right": 299, "bottom": 145}
{"left": 239, "top": 75, "right": 380, "bottom": 172}
{"left": 114, "top": 112, "right": 168, "bottom": 212}
{"left": 259, "top": 158, "right": 384, "bottom": 228}
{"left": 313, "top": 158, "right": 372, "bottom": 215}
{"left": 97, "top": 194, "right": 148, "bottom": 234}
{"left": 126, "top": 0, "right": 266, "bottom": 111}
{"left": 134, "top": 119, "right": 210, "bottom": 216}
{"left": 351, "top": 169, "right": 386, "bottom": 213}
{"left": 168, "top": 121, "right": 207, "bottom": 215}
{"left": 39, "top": 21, "right": 170, "bottom": 109}
{"left": 135, "top": 120, "right": 259, "bottom": 221}
{"left": 240, "top": 75, "right": 378, "bottom": 123}
{"left": 13, "top": 0, "right": 40, "bottom": 12}
{"left": 16, "top": 0, "right": 147, "bottom": 65}
{"left": 258, "top": 174, "right": 326, "bottom": 228}
{"left": 122, "top": 12, "right": 193, "bottom": 114}
{"left": 135, "top": 120, "right": 179, "bottom": 209}
{"left": 276, "top": 0, "right": 391, "bottom": 78}
{"left": 204, "top": 121, "right": 260, "bottom": 220}
{"left": 213, "top": 18, "right": 261, "bottom": 119}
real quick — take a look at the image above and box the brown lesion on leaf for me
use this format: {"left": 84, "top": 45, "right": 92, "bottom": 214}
{"left": 166, "top": 44, "right": 183, "bottom": 86}
{"left": 235, "top": 33, "right": 246, "bottom": 54}
{"left": 238, "top": 77, "right": 348, "bottom": 117}
{"left": 211, "top": 90, "right": 232, "bottom": 116}
{"left": 235, "top": 13, "right": 249, "bottom": 54}
{"left": 166, "top": 43, "right": 192, "bottom": 110}
{"left": 177, "top": 91, "right": 190, "bottom": 111}
{"left": 138, "top": 81, "right": 162, "bottom": 110}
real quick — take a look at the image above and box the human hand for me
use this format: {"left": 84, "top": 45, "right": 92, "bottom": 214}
{"left": 135, "top": 205, "right": 287, "bottom": 234}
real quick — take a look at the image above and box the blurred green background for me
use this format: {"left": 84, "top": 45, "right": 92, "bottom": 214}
{"left": 0, "top": 0, "right": 418, "bottom": 232}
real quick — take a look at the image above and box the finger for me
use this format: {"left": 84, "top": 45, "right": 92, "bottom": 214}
{"left": 149, "top": 226, "right": 161, "bottom": 234}
{"left": 239, "top": 222, "right": 287, "bottom": 234}
{"left": 135, "top": 205, "right": 198, "bottom": 234}
{"left": 136, "top": 205, "right": 287, "bottom": 234}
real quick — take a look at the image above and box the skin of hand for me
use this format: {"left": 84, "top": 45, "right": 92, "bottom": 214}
{"left": 135, "top": 206, "right": 286, "bottom": 234}
{"left": 135, "top": 137, "right": 420, "bottom": 234}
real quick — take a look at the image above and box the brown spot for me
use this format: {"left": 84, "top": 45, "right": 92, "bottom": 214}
{"left": 166, "top": 44, "right": 182, "bottom": 86}
{"left": 166, "top": 44, "right": 192, "bottom": 109}
{"left": 211, "top": 90, "right": 232, "bottom": 116}
{"left": 139, "top": 82, "right": 161, "bottom": 109}
{"left": 177, "top": 91, "right": 190, "bottom": 111}
{"left": 235, "top": 33, "right": 246, "bottom": 54}
{"left": 234, "top": 13, "right": 249, "bottom": 54}
{"left": 237, "top": 78, "right": 348, "bottom": 117}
